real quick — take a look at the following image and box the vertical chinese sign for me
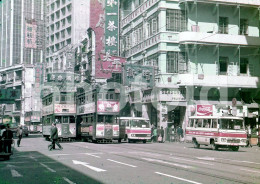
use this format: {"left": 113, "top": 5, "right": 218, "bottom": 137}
{"left": 25, "top": 21, "right": 37, "bottom": 48}
{"left": 105, "top": 0, "right": 119, "bottom": 56}
{"left": 33, "top": 63, "right": 43, "bottom": 120}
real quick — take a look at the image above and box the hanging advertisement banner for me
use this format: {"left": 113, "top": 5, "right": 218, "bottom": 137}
{"left": 97, "top": 101, "right": 120, "bottom": 113}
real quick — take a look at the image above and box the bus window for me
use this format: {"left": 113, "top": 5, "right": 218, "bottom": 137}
{"left": 197, "top": 119, "right": 202, "bottom": 128}
{"left": 203, "top": 119, "right": 210, "bottom": 128}
{"left": 212, "top": 119, "right": 217, "bottom": 128}
{"left": 194, "top": 119, "right": 198, "bottom": 128}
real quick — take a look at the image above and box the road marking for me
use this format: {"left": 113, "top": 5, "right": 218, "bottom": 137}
{"left": 197, "top": 157, "right": 215, "bottom": 161}
{"left": 107, "top": 159, "right": 137, "bottom": 168}
{"left": 49, "top": 154, "right": 71, "bottom": 156}
{"left": 72, "top": 160, "right": 106, "bottom": 172}
{"left": 142, "top": 158, "right": 192, "bottom": 169}
{"left": 83, "top": 153, "right": 101, "bottom": 158}
{"left": 11, "top": 169, "right": 22, "bottom": 177}
{"left": 240, "top": 168, "right": 260, "bottom": 174}
{"left": 170, "top": 157, "right": 214, "bottom": 166}
{"left": 129, "top": 151, "right": 162, "bottom": 157}
{"left": 30, "top": 156, "right": 38, "bottom": 161}
{"left": 63, "top": 177, "right": 76, "bottom": 184}
{"left": 216, "top": 158, "right": 260, "bottom": 165}
{"left": 40, "top": 163, "right": 56, "bottom": 173}
{"left": 155, "top": 172, "right": 202, "bottom": 184}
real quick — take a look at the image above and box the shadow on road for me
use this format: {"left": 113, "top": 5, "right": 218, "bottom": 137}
{"left": 0, "top": 150, "right": 104, "bottom": 184}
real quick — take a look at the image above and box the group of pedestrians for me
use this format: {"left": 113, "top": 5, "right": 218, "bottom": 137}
{"left": 0, "top": 124, "right": 13, "bottom": 154}
{"left": 151, "top": 126, "right": 165, "bottom": 143}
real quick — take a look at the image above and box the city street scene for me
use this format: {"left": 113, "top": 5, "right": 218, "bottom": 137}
{"left": 0, "top": 0, "right": 260, "bottom": 183}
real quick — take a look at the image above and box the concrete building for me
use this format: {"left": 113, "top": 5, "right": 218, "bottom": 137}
{"left": 119, "top": 0, "right": 260, "bottom": 129}
{"left": 0, "top": 0, "right": 45, "bottom": 127}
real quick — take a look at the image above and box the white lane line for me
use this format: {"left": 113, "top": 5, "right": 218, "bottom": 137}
{"left": 63, "top": 177, "right": 76, "bottom": 184}
{"left": 107, "top": 159, "right": 137, "bottom": 168}
{"left": 217, "top": 158, "right": 260, "bottom": 165}
{"left": 30, "top": 156, "right": 38, "bottom": 161}
{"left": 170, "top": 157, "right": 214, "bottom": 166}
{"left": 72, "top": 160, "right": 106, "bottom": 172}
{"left": 83, "top": 153, "right": 101, "bottom": 158}
{"left": 142, "top": 158, "right": 192, "bottom": 169}
{"left": 11, "top": 169, "right": 23, "bottom": 177}
{"left": 49, "top": 154, "right": 71, "bottom": 156}
{"left": 155, "top": 172, "right": 202, "bottom": 184}
{"left": 40, "top": 163, "right": 56, "bottom": 173}
{"left": 197, "top": 157, "right": 215, "bottom": 161}
{"left": 240, "top": 168, "right": 260, "bottom": 174}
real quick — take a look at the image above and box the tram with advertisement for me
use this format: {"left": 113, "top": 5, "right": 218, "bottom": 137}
{"left": 76, "top": 86, "right": 120, "bottom": 143}
{"left": 42, "top": 90, "right": 77, "bottom": 141}
{"left": 115, "top": 117, "right": 151, "bottom": 143}
{"left": 185, "top": 115, "right": 247, "bottom": 151}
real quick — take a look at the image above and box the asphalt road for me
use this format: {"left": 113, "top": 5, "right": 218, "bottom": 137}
{"left": 0, "top": 135, "right": 260, "bottom": 184}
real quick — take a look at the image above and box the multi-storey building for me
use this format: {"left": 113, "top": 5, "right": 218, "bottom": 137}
{"left": 45, "top": 0, "right": 89, "bottom": 74}
{"left": 0, "top": 0, "right": 45, "bottom": 126}
{"left": 119, "top": 0, "right": 260, "bottom": 130}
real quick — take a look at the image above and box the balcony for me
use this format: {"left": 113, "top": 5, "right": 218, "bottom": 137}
{"left": 179, "top": 32, "right": 260, "bottom": 46}
{"left": 170, "top": 74, "right": 259, "bottom": 88}
{"left": 179, "top": 0, "right": 260, "bottom": 6}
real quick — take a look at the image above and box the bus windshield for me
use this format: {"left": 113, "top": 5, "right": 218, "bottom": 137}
{"left": 130, "top": 120, "right": 150, "bottom": 128}
{"left": 219, "top": 119, "right": 244, "bottom": 130}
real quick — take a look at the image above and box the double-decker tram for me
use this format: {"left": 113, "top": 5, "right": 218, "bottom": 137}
{"left": 42, "top": 91, "right": 77, "bottom": 141}
{"left": 185, "top": 115, "right": 247, "bottom": 151}
{"left": 77, "top": 87, "right": 120, "bottom": 143}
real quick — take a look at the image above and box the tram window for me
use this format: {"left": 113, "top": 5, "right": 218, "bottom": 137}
{"left": 196, "top": 119, "right": 202, "bottom": 128}
{"left": 105, "top": 94, "right": 109, "bottom": 99}
{"left": 70, "top": 116, "right": 75, "bottom": 123}
{"left": 67, "top": 95, "right": 71, "bottom": 102}
{"left": 98, "top": 93, "right": 102, "bottom": 100}
{"left": 115, "top": 93, "right": 119, "bottom": 100}
{"left": 194, "top": 119, "right": 198, "bottom": 128}
{"left": 63, "top": 116, "right": 69, "bottom": 123}
{"left": 55, "top": 96, "right": 60, "bottom": 102}
{"left": 110, "top": 94, "right": 114, "bottom": 99}
{"left": 61, "top": 95, "right": 66, "bottom": 102}
{"left": 203, "top": 119, "right": 210, "bottom": 128}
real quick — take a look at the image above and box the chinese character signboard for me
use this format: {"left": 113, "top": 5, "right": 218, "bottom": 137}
{"left": 196, "top": 105, "right": 213, "bottom": 116}
{"left": 159, "top": 88, "right": 186, "bottom": 101}
{"left": 97, "top": 53, "right": 125, "bottom": 78}
{"left": 47, "top": 73, "right": 80, "bottom": 83}
{"left": 25, "top": 21, "right": 37, "bottom": 48}
{"left": 34, "top": 63, "right": 43, "bottom": 96}
{"left": 123, "top": 64, "right": 154, "bottom": 88}
{"left": 105, "top": 0, "right": 119, "bottom": 55}
{"left": 97, "top": 101, "right": 119, "bottom": 113}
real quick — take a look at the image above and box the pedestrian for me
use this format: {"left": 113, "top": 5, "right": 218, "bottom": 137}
{"left": 2, "top": 124, "right": 13, "bottom": 153}
{"left": 16, "top": 125, "right": 23, "bottom": 147}
{"left": 177, "top": 126, "right": 184, "bottom": 143}
{"left": 0, "top": 124, "right": 5, "bottom": 152}
{"left": 48, "top": 122, "right": 63, "bottom": 151}
{"left": 160, "top": 126, "right": 164, "bottom": 143}
{"left": 153, "top": 126, "right": 157, "bottom": 142}
{"left": 246, "top": 125, "right": 252, "bottom": 147}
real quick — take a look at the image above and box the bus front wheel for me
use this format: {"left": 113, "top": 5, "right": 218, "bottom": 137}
{"left": 230, "top": 146, "right": 239, "bottom": 151}
{"left": 193, "top": 139, "right": 200, "bottom": 148}
{"left": 211, "top": 143, "right": 218, "bottom": 150}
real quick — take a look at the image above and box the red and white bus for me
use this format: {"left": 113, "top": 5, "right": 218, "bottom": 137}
{"left": 185, "top": 115, "right": 247, "bottom": 151}
{"left": 116, "top": 117, "right": 151, "bottom": 143}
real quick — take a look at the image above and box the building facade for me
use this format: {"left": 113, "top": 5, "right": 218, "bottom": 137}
{"left": 0, "top": 0, "right": 45, "bottom": 126}
{"left": 119, "top": 0, "right": 260, "bottom": 130}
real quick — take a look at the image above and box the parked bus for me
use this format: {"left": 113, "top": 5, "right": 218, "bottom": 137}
{"left": 42, "top": 91, "right": 77, "bottom": 141}
{"left": 77, "top": 87, "right": 120, "bottom": 143}
{"left": 185, "top": 115, "right": 247, "bottom": 151}
{"left": 116, "top": 117, "right": 151, "bottom": 143}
